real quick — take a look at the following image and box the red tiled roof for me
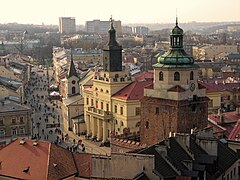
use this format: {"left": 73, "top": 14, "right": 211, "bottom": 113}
{"left": 0, "top": 139, "right": 89, "bottom": 180}
{"left": 208, "top": 111, "right": 240, "bottom": 124}
{"left": 199, "top": 82, "right": 240, "bottom": 93}
{"left": 73, "top": 153, "right": 92, "bottom": 178}
{"left": 228, "top": 119, "right": 240, "bottom": 140}
{"left": 133, "top": 72, "right": 153, "bottom": 81}
{"left": 167, "top": 85, "right": 186, "bottom": 92}
{"left": 0, "top": 139, "right": 49, "bottom": 180}
{"left": 112, "top": 80, "right": 153, "bottom": 100}
{"left": 48, "top": 144, "right": 77, "bottom": 180}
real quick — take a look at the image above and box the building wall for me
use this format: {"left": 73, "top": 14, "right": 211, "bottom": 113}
{"left": 85, "top": 20, "right": 122, "bottom": 34}
{"left": 140, "top": 97, "right": 208, "bottom": 146}
{"left": 0, "top": 108, "right": 31, "bottom": 141}
{"left": 59, "top": 17, "right": 76, "bottom": 34}
{"left": 91, "top": 153, "right": 158, "bottom": 180}
{"left": 207, "top": 92, "right": 221, "bottom": 113}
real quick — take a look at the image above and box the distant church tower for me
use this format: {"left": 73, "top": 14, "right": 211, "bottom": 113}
{"left": 140, "top": 18, "right": 209, "bottom": 146}
{"left": 66, "top": 50, "right": 80, "bottom": 97}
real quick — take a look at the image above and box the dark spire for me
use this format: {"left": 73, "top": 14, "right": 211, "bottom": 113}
{"left": 67, "top": 49, "right": 78, "bottom": 78}
{"left": 176, "top": 16, "right": 178, "bottom": 26}
{"left": 107, "top": 16, "right": 119, "bottom": 46}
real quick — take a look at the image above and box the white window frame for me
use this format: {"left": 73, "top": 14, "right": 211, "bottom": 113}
{"left": 0, "top": 129, "right": 5, "bottom": 137}
{"left": 11, "top": 128, "right": 17, "bottom": 136}
{"left": 19, "top": 127, "right": 25, "bottom": 135}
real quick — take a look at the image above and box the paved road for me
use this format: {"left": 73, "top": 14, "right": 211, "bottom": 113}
{"left": 25, "top": 65, "right": 110, "bottom": 155}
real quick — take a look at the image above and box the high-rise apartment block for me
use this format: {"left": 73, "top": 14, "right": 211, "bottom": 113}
{"left": 59, "top": 17, "right": 76, "bottom": 34}
{"left": 85, "top": 19, "right": 122, "bottom": 34}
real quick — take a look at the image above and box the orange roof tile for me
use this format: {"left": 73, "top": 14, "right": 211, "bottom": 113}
{"left": 0, "top": 139, "right": 49, "bottom": 180}
{"left": 134, "top": 72, "right": 154, "bottom": 81}
{"left": 73, "top": 153, "right": 92, "bottom": 178}
{"left": 0, "top": 139, "right": 85, "bottom": 180}
{"left": 228, "top": 119, "right": 240, "bottom": 140}
{"left": 112, "top": 80, "right": 153, "bottom": 100}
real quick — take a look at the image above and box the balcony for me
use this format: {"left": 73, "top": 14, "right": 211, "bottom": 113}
{"left": 87, "top": 107, "right": 112, "bottom": 119}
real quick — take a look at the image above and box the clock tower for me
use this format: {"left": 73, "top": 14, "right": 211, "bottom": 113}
{"left": 140, "top": 18, "right": 209, "bottom": 146}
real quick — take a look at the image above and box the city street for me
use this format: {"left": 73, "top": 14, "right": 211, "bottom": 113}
{"left": 25, "top": 65, "right": 110, "bottom": 155}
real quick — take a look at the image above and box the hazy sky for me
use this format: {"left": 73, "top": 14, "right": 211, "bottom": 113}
{"left": 0, "top": 0, "right": 239, "bottom": 25}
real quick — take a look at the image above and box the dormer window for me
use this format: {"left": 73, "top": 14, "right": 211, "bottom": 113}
{"left": 159, "top": 71, "right": 163, "bottom": 81}
{"left": 190, "top": 71, "right": 194, "bottom": 80}
{"left": 174, "top": 72, "right": 180, "bottom": 81}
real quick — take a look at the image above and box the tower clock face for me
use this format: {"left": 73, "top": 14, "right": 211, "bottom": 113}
{"left": 190, "top": 83, "right": 196, "bottom": 91}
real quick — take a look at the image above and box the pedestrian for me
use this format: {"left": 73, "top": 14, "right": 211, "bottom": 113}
{"left": 81, "top": 144, "right": 85, "bottom": 152}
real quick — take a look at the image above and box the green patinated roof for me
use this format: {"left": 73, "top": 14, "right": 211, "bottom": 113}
{"left": 154, "top": 19, "right": 198, "bottom": 69}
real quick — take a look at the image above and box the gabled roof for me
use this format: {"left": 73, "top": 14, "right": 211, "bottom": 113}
{"left": 0, "top": 100, "right": 30, "bottom": 113}
{"left": 0, "top": 139, "right": 91, "bottom": 180}
{"left": 133, "top": 72, "right": 153, "bottom": 81}
{"left": 168, "top": 85, "right": 186, "bottom": 92}
{"left": 112, "top": 80, "right": 153, "bottom": 100}
{"left": 228, "top": 119, "right": 240, "bottom": 140}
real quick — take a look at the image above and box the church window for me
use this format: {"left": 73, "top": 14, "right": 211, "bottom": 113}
{"left": 100, "top": 89, "right": 103, "bottom": 92}
{"left": 106, "top": 103, "right": 109, "bottom": 111}
{"left": 72, "top": 80, "right": 76, "bottom": 84}
{"left": 114, "top": 105, "right": 117, "bottom": 113}
{"left": 101, "top": 102, "right": 103, "bottom": 109}
{"left": 159, "top": 71, "right": 163, "bottom": 81}
{"left": 95, "top": 87, "right": 98, "bottom": 91}
{"left": 174, "top": 72, "right": 180, "bottom": 81}
{"left": 96, "top": 101, "right": 98, "bottom": 108}
{"left": 106, "top": 90, "right": 109, "bottom": 93}
{"left": 72, "top": 87, "right": 76, "bottom": 94}
{"left": 145, "top": 121, "right": 149, "bottom": 129}
{"left": 190, "top": 71, "right": 194, "bottom": 80}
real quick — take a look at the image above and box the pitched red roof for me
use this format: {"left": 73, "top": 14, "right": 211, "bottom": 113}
{"left": 167, "top": 85, "right": 186, "bottom": 92}
{"left": 133, "top": 72, "right": 154, "bottom": 81}
{"left": 112, "top": 80, "right": 153, "bottom": 100}
{"left": 73, "top": 153, "right": 92, "bottom": 178}
{"left": 0, "top": 139, "right": 49, "bottom": 180}
{"left": 228, "top": 119, "right": 240, "bottom": 140}
{"left": 199, "top": 81, "right": 240, "bottom": 93}
{"left": 0, "top": 139, "right": 91, "bottom": 180}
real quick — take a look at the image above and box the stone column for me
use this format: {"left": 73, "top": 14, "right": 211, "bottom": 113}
{"left": 97, "top": 119, "right": 102, "bottom": 141}
{"left": 87, "top": 115, "right": 91, "bottom": 136}
{"left": 103, "top": 120, "right": 107, "bottom": 142}
{"left": 92, "top": 117, "right": 97, "bottom": 138}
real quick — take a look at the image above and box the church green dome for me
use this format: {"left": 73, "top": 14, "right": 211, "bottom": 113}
{"left": 153, "top": 18, "right": 198, "bottom": 68}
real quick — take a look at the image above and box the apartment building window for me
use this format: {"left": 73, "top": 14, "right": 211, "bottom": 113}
{"left": 19, "top": 127, "right": 25, "bottom": 135}
{"left": 156, "top": 107, "right": 159, "bottom": 114}
{"left": 120, "top": 107, "right": 123, "bottom": 115}
{"left": 114, "top": 105, "right": 117, "bottom": 113}
{"left": 136, "top": 107, "right": 140, "bottom": 116}
{"left": 12, "top": 118, "right": 16, "bottom": 124}
{"left": 145, "top": 121, "right": 149, "bottom": 129}
{"left": 20, "top": 117, "right": 24, "bottom": 124}
{"left": 101, "top": 102, "right": 103, "bottom": 109}
{"left": 208, "top": 99, "right": 213, "bottom": 107}
{"left": 91, "top": 99, "right": 93, "bottom": 106}
{"left": 0, "top": 129, "right": 5, "bottom": 137}
{"left": 12, "top": 128, "right": 17, "bottom": 136}
{"left": 86, "top": 98, "right": 89, "bottom": 105}
{"left": 106, "top": 104, "right": 109, "bottom": 112}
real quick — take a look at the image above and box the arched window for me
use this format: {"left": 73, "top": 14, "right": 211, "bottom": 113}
{"left": 159, "top": 71, "right": 163, "bottom": 81}
{"left": 174, "top": 72, "right": 180, "bottom": 81}
{"left": 190, "top": 71, "right": 194, "bottom": 80}
{"left": 115, "top": 74, "right": 119, "bottom": 79}
{"left": 145, "top": 121, "right": 149, "bottom": 129}
{"left": 72, "top": 87, "right": 76, "bottom": 94}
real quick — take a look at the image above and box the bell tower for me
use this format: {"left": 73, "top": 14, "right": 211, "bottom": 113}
{"left": 66, "top": 50, "right": 80, "bottom": 97}
{"left": 102, "top": 17, "right": 122, "bottom": 72}
{"left": 140, "top": 19, "right": 209, "bottom": 146}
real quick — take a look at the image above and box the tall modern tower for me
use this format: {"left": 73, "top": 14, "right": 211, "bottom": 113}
{"left": 59, "top": 17, "right": 76, "bottom": 34}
